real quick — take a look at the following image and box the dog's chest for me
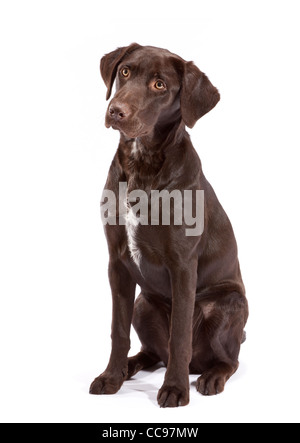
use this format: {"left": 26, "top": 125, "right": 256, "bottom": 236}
{"left": 123, "top": 139, "right": 159, "bottom": 270}
{"left": 122, "top": 140, "right": 142, "bottom": 269}
{"left": 125, "top": 204, "right": 142, "bottom": 268}
{"left": 121, "top": 138, "right": 165, "bottom": 184}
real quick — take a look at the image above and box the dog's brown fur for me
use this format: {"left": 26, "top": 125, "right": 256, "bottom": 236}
{"left": 90, "top": 44, "right": 248, "bottom": 407}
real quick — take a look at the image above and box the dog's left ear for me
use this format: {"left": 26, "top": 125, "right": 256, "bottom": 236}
{"left": 180, "top": 62, "right": 220, "bottom": 128}
{"left": 100, "top": 43, "right": 141, "bottom": 100}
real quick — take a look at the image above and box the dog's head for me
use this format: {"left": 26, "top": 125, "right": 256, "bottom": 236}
{"left": 100, "top": 44, "right": 220, "bottom": 138}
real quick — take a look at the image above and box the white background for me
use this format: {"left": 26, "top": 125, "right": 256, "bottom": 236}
{"left": 1, "top": 0, "right": 300, "bottom": 423}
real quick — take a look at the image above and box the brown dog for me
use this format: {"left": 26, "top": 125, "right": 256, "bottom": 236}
{"left": 90, "top": 44, "right": 248, "bottom": 407}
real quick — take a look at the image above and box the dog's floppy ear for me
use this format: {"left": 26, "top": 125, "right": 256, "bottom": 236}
{"left": 180, "top": 61, "right": 220, "bottom": 128}
{"left": 100, "top": 43, "right": 141, "bottom": 100}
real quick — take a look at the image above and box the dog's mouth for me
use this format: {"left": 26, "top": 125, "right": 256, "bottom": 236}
{"left": 105, "top": 115, "right": 149, "bottom": 139}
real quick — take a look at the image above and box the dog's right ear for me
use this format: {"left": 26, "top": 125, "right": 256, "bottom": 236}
{"left": 100, "top": 43, "right": 141, "bottom": 100}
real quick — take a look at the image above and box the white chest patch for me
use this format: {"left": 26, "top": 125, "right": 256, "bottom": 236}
{"left": 124, "top": 138, "right": 143, "bottom": 269}
{"left": 131, "top": 140, "right": 138, "bottom": 156}
{"left": 130, "top": 138, "right": 144, "bottom": 157}
{"left": 125, "top": 205, "right": 142, "bottom": 268}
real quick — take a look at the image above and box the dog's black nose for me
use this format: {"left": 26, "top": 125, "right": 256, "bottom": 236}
{"left": 108, "top": 103, "right": 129, "bottom": 121}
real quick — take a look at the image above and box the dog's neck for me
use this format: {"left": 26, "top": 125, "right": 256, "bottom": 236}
{"left": 118, "top": 135, "right": 165, "bottom": 190}
{"left": 117, "top": 115, "right": 185, "bottom": 189}
{"left": 139, "top": 111, "right": 184, "bottom": 150}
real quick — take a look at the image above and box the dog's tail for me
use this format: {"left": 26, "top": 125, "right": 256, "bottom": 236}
{"left": 241, "top": 330, "right": 247, "bottom": 344}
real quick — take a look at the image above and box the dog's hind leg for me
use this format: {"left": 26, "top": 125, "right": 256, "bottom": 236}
{"left": 126, "top": 293, "right": 170, "bottom": 379}
{"left": 192, "top": 291, "right": 248, "bottom": 396}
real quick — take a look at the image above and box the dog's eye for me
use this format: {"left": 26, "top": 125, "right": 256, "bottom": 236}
{"left": 154, "top": 80, "right": 166, "bottom": 90}
{"left": 121, "top": 67, "right": 130, "bottom": 78}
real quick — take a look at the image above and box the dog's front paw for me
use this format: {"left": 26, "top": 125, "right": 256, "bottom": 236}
{"left": 157, "top": 384, "right": 189, "bottom": 408}
{"left": 89, "top": 373, "right": 123, "bottom": 395}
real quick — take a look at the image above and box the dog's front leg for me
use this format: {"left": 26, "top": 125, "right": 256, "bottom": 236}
{"left": 90, "top": 258, "right": 136, "bottom": 395}
{"left": 157, "top": 261, "right": 197, "bottom": 407}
